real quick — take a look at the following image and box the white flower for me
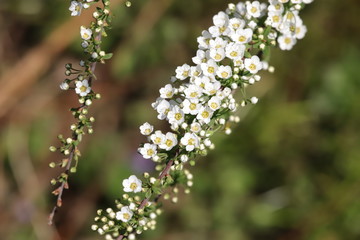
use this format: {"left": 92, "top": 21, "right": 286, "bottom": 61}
{"left": 60, "top": 82, "right": 69, "bottom": 90}
{"left": 208, "top": 96, "right": 221, "bottom": 111}
{"left": 69, "top": 1, "right": 82, "bottom": 16}
{"left": 213, "top": 11, "right": 229, "bottom": 27}
{"left": 81, "top": 41, "right": 89, "bottom": 48}
{"left": 180, "top": 133, "right": 200, "bottom": 151}
{"left": 139, "top": 122, "right": 154, "bottom": 136}
{"left": 204, "top": 80, "right": 221, "bottom": 95}
{"left": 216, "top": 65, "right": 232, "bottom": 79}
{"left": 209, "top": 37, "right": 228, "bottom": 50}
{"left": 116, "top": 206, "right": 133, "bottom": 222}
{"left": 229, "top": 18, "right": 245, "bottom": 31}
{"left": 244, "top": 56, "right": 262, "bottom": 74}
{"left": 231, "top": 28, "right": 253, "bottom": 44}
{"left": 196, "top": 106, "right": 214, "bottom": 124}
{"left": 268, "top": 0, "right": 284, "bottom": 13}
{"left": 182, "top": 98, "right": 201, "bottom": 115}
{"left": 159, "top": 84, "right": 174, "bottom": 99}
{"left": 209, "top": 24, "right": 230, "bottom": 38}
{"left": 277, "top": 35, "right": 297, "bottom": 50}
{"left": 175, "top": 64, "right": 191, "bottom": 80}
{"left": 139, "top": 143, "right": 157, "bottom": 159}
{"left": 190, "top": 122, "right": 201, "bottom": 133}
{"left": 225, "top": 42, "right": 245, "bottom": 60}
{"left": 180, "top": 155, "right": 189, "bottom": 163}
{"left": 184, "top": 84, "right": 203, "bottom": 99}
{"left": 267, "top": 11, "right": 283, "bottom": 28}
{"left": 236, "top": 2, "right": 247, "bottom": 15}
{"left": 123, "top": 175, "right": 142, "bottom": 193}
{"left": 80, "top": 26, "right": 92, "bottom": 40}
{"left": 192, "top": 50, "right": 209, "bottom": 65}
{"left": 155, "top": 99, "right": 171, "bottom": 120}
{"left": 294, "top": 24, "right": 307, "bottom": 39}
{"left": 150, "top": 130, "right": 166, "bottom": 145}
{"left": 167, "top": 105, "right": 185, "bottom": 126}
{"left": 250, "top": 96, "right": 259, "bottom": 104}
{"left": 190, "top": 66, "right": 202, "bottom": 80}
{"left": 159, "top": 132, "right": 178, "bottom": 151}
{"left": 75, "top": 80, "right": 91, "bottom": 97}
{"left": 209, "top": 48, "right": 225, "bottom": 62}
{"left": 194, "top": 76, "right": 211, "bottom": 89}
{"left": 197, "top": 30, "right": 212, "bottom": 49}
{"left": 201, "top": 59, "right": 219, "bottom": 77}
{"left": 246, "top": 1, "right": 262, "bottom": 18}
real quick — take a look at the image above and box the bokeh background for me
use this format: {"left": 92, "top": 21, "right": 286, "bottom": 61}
{"left": 1, "top": 0, "right": 360, "bottom": 239}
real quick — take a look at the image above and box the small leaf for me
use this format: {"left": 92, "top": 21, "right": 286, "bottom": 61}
{"left": 145, "top": 190, "right": 152, "bottom": 199}
{"left": 102, "top": 53, "right": 113, "bottom": 60}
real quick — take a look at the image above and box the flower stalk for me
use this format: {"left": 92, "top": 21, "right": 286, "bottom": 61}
{"left": 92, "top": 0, "right": 313, "bottom": 239}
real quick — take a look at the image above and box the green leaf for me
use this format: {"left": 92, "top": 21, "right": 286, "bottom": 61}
{"left": 145, "top": 190, "right": 152, "bottom": 199}
{"left": 102, "top": 53, "right": 113, "bottom": 60}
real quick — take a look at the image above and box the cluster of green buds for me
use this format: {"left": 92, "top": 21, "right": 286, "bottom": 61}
{"left": 48, "top": 0, "right": 113, "bottom": 224}
{"left": 92, "top": 0, "right": 313, "bottom": 239}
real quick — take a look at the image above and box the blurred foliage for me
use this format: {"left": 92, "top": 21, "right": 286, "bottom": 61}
{"left": 1, "top": 0, "right": 360, "bottom": 240}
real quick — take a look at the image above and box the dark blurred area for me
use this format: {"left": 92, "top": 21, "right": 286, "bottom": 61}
{"left": 1, "top": 0, "right": 360, "bottom": 239}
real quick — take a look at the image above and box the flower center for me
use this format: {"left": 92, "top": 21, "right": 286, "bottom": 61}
{"left": 249, "top": 63, "right": 256, "bottom": 71}
{"left": 175, "top": 113, "right": 182, "bottom": 120}
{"left": 166, "top": 139, "right": 173, "bottom": 147}
{"left": 82, "top": 33, "right": 89, "bottom": 39}
{"left": 123, "top": 213, "right": 130, "bottom": 220}
{"left": 201, "top": 111, "right": 210, "bottom": 118}
{"left": 230, "top": 51, "right": 238, "bottom": 57}
{"left": 147, "top": 149, "right": 154, "bottom": 156}
{"left": 130, "top": 182, "right": 138, "bottom": 190}
{"left": 221, "top": 72, "right": 229, "bottom": 78}
{"left": 210, "top": 102, "right": 218, "bottom": 109}
{"left": 80, "top": 85, "right": 87, "bottom": 92}
{"left": 238, "top": 35, "right": 246, "bottom": 42}
{"left": 273, "top": 16, "right": 280, "bottom": 22}
{"left": 190, "top": 92, "right": 198, "bottom": 98}
{"left": 190, "top": 103, "right": 197, "bottom": 110}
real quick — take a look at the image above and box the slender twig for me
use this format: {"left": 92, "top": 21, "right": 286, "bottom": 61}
{"left": 48, "top": 32, "right": 102, "bottom": 225}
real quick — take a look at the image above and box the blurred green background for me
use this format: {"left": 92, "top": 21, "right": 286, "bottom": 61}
{"left": 0, "top": 0, "right": 360, "bottom": 239}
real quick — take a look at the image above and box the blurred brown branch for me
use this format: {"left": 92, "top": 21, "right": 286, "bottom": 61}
{"left": 0, "top": 0, "right": 124, "bottom": 119}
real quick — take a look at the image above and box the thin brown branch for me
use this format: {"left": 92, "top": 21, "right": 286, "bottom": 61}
{"left": 48, "top": 30, "right": 102, "bottom": 225}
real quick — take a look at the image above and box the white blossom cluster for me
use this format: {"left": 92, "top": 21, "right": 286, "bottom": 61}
{"left": 60, "top": 0, "right": 112, "bottom": 98}
{"left": 93, "top": 1, "right": 312, "bottom": 239}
